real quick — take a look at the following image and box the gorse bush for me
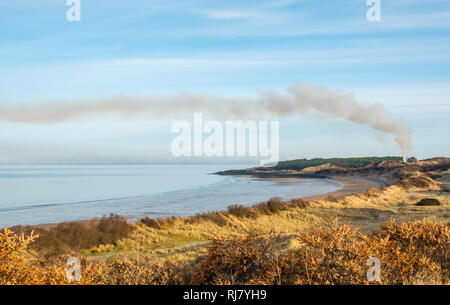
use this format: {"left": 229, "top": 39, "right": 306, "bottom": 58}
{"left": 290, "top": 219, "right": 449, "bottom": 284}
{"left": 1, "top": 226, "right": 187, "bottom": 285}
{"left": 227, "top": 198, "right": 287, "bottom": 219}
{"left": 192, "top": 235, "right": 279, "bottom": 285}
{"left": 139, "top": 216, "right": 178, "bottom": 229}
{"left": 365, "top": 220, "right": 449, "bottom": 284}
{"left": 190, "top": 211, "right": 229, "bottom": 226}
{"left": 0, "top": 228, "right": 103, "bottom": 284}
{"left": 0, "top": 227, "right": 41, "bottom": 284}
{"left": 227, "top": 205, "right": 258, "bottom": 218}
{"left": 256, "top": 197, "right": 285, "bottom": 214}
{"left": 100, "top": 255, "right": 192, "bottom": 285}
{"left": 193, "top": 219, "right": 449, "bottom": 285}
{"left": 281, "top": 219, "right": 367, "bottom": 284}
{"left": 415, "top": 198, "right": 441, "bottom": 206}
{"left": 11, "top": 214, "right": 133, "bottom": 257}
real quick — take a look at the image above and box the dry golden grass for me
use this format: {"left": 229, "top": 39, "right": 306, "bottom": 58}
{"left": 87, "top": 180, "right": 448, "bottom": 263}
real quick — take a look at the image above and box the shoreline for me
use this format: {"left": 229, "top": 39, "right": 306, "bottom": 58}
{"left": 301, "top": 175, "right": 387, "bottom": 201}
{"left": 27, "top": 175, "right": 386, "bottom": 230}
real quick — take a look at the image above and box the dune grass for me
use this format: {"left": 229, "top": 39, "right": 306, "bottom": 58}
{"left": 81, "top": 181, "right": 448, "bottom": 265}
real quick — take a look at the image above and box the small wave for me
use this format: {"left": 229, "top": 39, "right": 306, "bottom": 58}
{"left": 0, "top": 195, "right": 146, "bottom": 213}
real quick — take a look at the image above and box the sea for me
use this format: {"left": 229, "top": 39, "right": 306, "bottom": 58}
{"left": 0, "top": 164, "right": 343, "bottom": 227}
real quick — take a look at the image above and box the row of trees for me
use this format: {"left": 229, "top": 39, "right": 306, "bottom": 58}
{"left": 275, "top": 156, "right": 403, "bottom": 170}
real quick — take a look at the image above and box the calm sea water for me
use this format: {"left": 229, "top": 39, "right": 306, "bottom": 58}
{"left": 0, "top": 164, "right": 343, "bottom": 227}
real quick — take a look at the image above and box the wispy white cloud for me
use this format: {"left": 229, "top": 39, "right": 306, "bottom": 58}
{"left": 265, "top": 0, "right": 304, "bottom": 8}
{"left": 201, "top": 9, "right": 263, "bottom": 19}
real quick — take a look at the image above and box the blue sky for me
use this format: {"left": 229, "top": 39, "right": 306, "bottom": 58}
{"left": 0, "top": 0, "right": 449, "bottom": 164}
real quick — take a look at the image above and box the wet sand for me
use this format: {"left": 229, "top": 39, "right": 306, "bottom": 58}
{"left": 301, "top": 175, "right": 386, "bottom": 201}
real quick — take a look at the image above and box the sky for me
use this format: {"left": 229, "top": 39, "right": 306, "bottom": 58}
{"left": 0, "top": 0, "right": 449, "bottom": 164}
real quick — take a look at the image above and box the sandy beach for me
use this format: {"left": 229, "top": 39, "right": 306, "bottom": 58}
{"left": 302, "top": 175, "right": 387, "bottom": 201}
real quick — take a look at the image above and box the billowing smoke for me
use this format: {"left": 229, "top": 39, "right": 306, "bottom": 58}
{"left": 0, "top": 82, "right": 411, "bottom": 158}
{"left": 264, "top": 83, "right": 412, "bottom": 159}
